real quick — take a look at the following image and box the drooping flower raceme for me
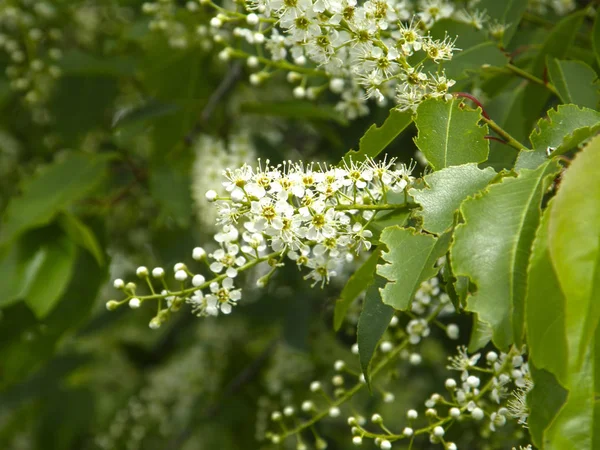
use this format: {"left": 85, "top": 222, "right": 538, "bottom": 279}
{"left": 107, "top": 156, "right": 416, "bottom": 328}
{"left": 191, "top": 132, "right": 257, "bottom": 230}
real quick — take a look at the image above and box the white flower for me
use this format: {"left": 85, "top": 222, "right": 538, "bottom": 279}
{"left": 205, "top": 277, "right": 242, "bottom": 314}
{"left": 209, "top": 244, "right": 246, "bottom": 277}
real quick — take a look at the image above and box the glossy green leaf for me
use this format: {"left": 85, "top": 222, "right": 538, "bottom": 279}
{"left": 241, "top": 101, "right": 348, "bottom": 126}
{"left": 451, "top": 161, "right": 561, "bottom": 350}
{"left": 377, "top": 226, "right": 451, "bottom": 311}
{"left": 57, "top": 213, "right": 105, "bottom": 266}
{"left": 414, "top": 98, "right": 489, "bottom": 170}
{"left": 548, "top": 135, "right": 600, "bottom": 372}
{"left": 0, "top": 153, "right": 112, "bottom": 246}
{"left": 410, "top": 164, "right": 496, "bottom": 235}
{"left": 532, "top": 105, "right": 600, "bottom": 156}
{"left": 526, "top": 202, "right": 568, "bottom": 384}
{"left": 24, "top": 234, "right": 77, "bottom": 319}
{"left": 517, "top": 104, "right": 600, "bottom": 170}
{"left": 342, "top": 109, "right": 412, "bottom": 164}
{"left": 334, "top": 248, "right": 381, "bottom": 331}
{"left": 357, "top": 275, "right": 394, "bottom": 389}
{"left": 547, "top": 58, "right": 600, "bottom": 109}
{"left": 477, "top": 0, "right": 529, "bottom": 46}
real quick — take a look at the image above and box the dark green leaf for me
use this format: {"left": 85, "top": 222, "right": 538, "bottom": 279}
{"left": 547, "top": 58, "right": 600, "bottom": 109}
{"left": 414, "top": 98, "right": 489, "bottom": 170}
{"left": 341, "top": 109, "right": 412, "bottom": 164}
{"left": 334, "top": 248, "right": 381, "bottom": 331}
{"left": 593, "top": 11, "right": 600, "bottom": 68}
{"left": 548, "top": 135, "right": 600, "bottom": 372}
{"left": 451, "top": 161, "right": 561, "bottom": 350}
{"left": 522, "top": 10, "right": 587, "bottom": 136}
{"left": 410, "top": 164, "right": 496, "bottom": 235}
{"left": 0, "top": 153, "right": 112, "bottom": 246}
{"left": 149, "top": 163, "right": 193, "bottom": 227}
{"left": 23, "top": 234, "right": 77, "bottom": 319}
{"left": 529, "top": 365, "right": 569, "bottom": 448}
{"left": 444, "top": 42, "right": 508, "bottom": 80}
{"left": 377, "top": 226, "right": 451, "bottom": 310}
{"left": 477, "top": 0, "right": 529, "bottom": 46}
{"left": 0, "top": 244, "right": 108, "bottom": 389}
{"left": 544, "top": 344, "right": 595, "bottom": 450}
{"left": 357, "top": 275, "right": 394, "bottom": 389}
{"left": 241, "top": 101, "right": 348, "bottom": 126}
{"left": 57, "top": 213, "right": 105, "bottom": 266}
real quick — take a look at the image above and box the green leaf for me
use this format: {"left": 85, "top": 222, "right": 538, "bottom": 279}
{"left": 451, "top": 161, "right": 561, "bottom": 350}
{"left": 544, "top": 343, "right": 596, "bottom": 450}
{"left": 531, "top": 105, "right": 600, "bottom": 156}
{"left": 522, "top": 10, "right": 587, "bottom": 136}
{"left": 517, "top": 104, "right": 600, "bottom": 170}
{"left": 547, "top": 58, "right": 600, "bottom": 109}
{"left": 0, "top": 153, "right": 112, "bottom": 246}
{"left": 334, "top": 248, "right": 381, "bottom": 331}
{"left": 477, "top": 0, "right": 529, "bottom": 46}
{"left": 0, "top": 233, "right": 107, "bottom": 388}
{"left": 414, "top": 98, "right": 489, "bottom": 170}
{"left": 593, "top": 11, "right": 600, "bottom": 68}
{"left": 23, "top": 234, "right": 77, "bottom": 319}
{"left": 529, "top": 365, "right": 569, "bottom": 448}
{"left": 149, "top": 163, "right": 193, "bottom": 227}
{"left": 410, "top": 164, "right": 496, "bottom": 235}
{"left": 357, "top": 275, "right": 394, "bottom": 389}
{"left": 57, "top": 213, "right": 105, "bottom": 266}
{"left": 526, "top": 201, "right": 568, "bottom": 385}
{"left": 241, "top": 101, "right": 348, "bottom": 126}
{"left": 468, "top": 319, "right": 493, "bottom": 352}
{"left": 443, "top": 42, "right": 508, "bottom": 80}
{"left": 548, "top": 135, "right": 600, "bottom": 373}
{"left": 377, "top": 227, "right": 451, "bottom": 311}
{"left": 59, "top": 50, "right": 136, "bottom": 77}
{"left": 341, "top": 109, "right": 412, "bottom": 164}
{"left": 0, "top": 234, "right": 44, "bottom": 308}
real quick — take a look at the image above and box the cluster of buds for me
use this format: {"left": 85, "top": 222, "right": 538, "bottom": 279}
{"left": 343, "top": 346, "right": 532, "bottom": 449}
{"left": 106, "top": 156, "right": 416, "bottom": 328}
{"left": 0, "top": 1, "right": 63, "bottom": 119}
{"left": 264, "top": 279, "right": 457, "bottom": 447}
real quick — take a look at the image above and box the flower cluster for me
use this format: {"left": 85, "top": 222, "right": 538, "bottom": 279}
{"left": 191, "top": 132, "right": 257, "bottom": 230}
{"left": 208, "top": 0, "right": 462, "bottom": 116}
{"left": 341, "top": 345, "right": 532, "bottom": 449}
{"left": 0, "top": 1, "right": 64, "bottom": 121}
{"left": 107, "top": 156, "right": 415, "bottom": 328}
{"left": 261, "top": 272, "right": 532, "bottom": 449}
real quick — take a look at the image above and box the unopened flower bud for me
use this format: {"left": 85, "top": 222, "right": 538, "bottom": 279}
{"left": 129, "top": 298, "right": 141, "bottom": 309}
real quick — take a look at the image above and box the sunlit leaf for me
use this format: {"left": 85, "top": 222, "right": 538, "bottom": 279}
{"left": 414, "top": 98, "right": 489, "bottom": 170}
{"left": 451, "top": 161, "right": 561, "bottom": 350}
{"left": 410, "top": 164, "right": 496, "bottom": 235}
{"left": 377, "top": 226, "right": 451, "bottom": 311}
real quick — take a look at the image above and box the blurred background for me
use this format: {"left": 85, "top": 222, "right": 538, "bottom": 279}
{"left": 0, "top": 0, "right": 554, "bottom": 449}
